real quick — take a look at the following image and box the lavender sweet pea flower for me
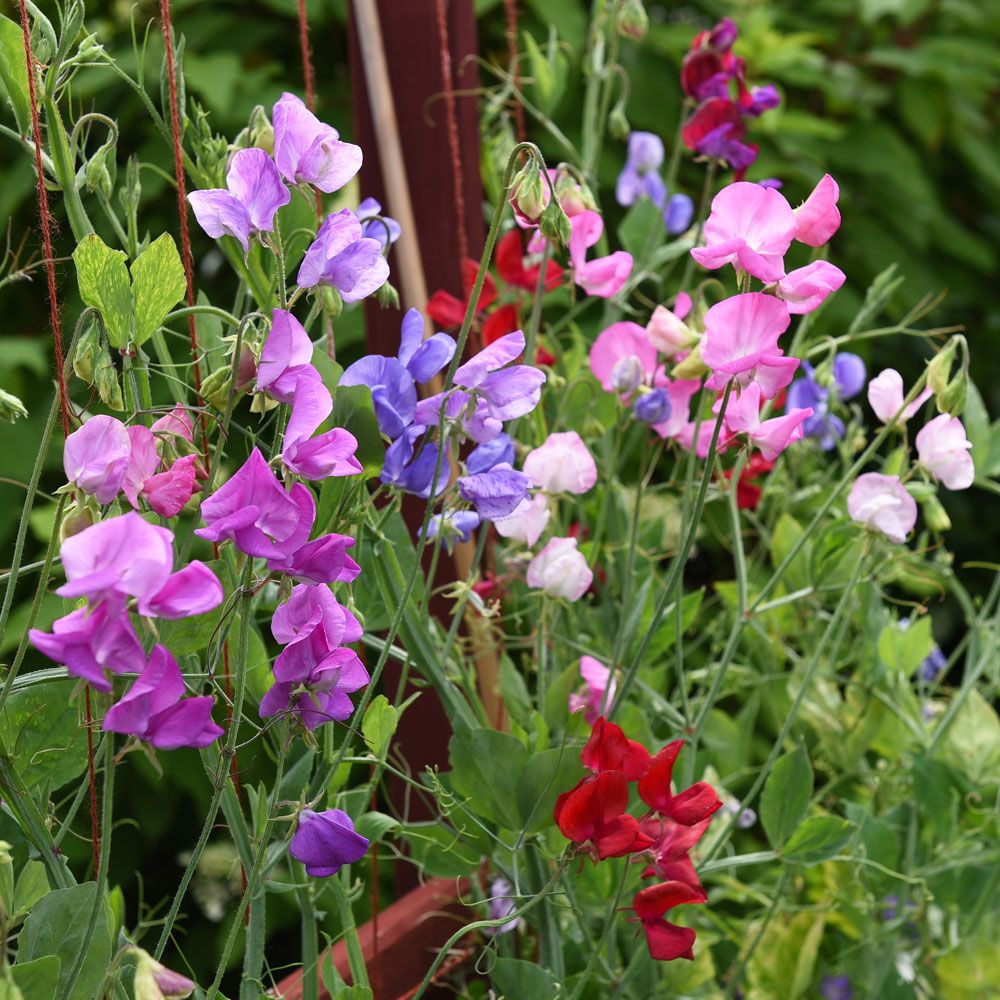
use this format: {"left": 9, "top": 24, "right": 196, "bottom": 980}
{"left": 196, "top": 448, "right": 316, "bottom": 559}
{"left": 425, "top": 510, "right": 481, "bottom": 553}
{"left": 268, "top": 532, "right": 362, "bottom": 585}
{"left": 920, "top": 646, "right": 947, "bottom": 682}
{"left": 786, "top": 353, "right": 866, "bottom": 451}
{"left": 103, "top": 645, "right": 223, "bottom": 750}
{"left": 820, "top": 975, "right": 852, "bottom": 1000}
{"left": 188, "top": 148, "right": 291, "bottom": 253}
{"left": 633, "top": 388, "right": 672, "bottom": 424}
{"left": 453, "top": 331, "right": 546, "bottom": 427}
{"left": 290, "top": 808, "right": 369, "bottom": 877}
{"left": 458, "top": 463, "right": 532, "bottom": 521}
{"left": 380, "top": 425, "right": 449, "bottom": 499}
{"left": 272, "top": 92, "right": 362, "bottom": 193}
{"left": 358, "top": 197, "right": 401, "bottom": 250}
{"left": 484, "top": 877, "right": 519, "bottom": 937}
{"left": 63, "top": 415, "right": 130, "bottom": 504}
{"left": 297, "top": 209, "right": 389, "bottom": 302}
{"left": 466, "top": 433, "right": 515, "bottom": 475}
{"left": 664, "top": 193, "right": 694, "bottom": 235}
{"left": 615, "top": 132, "right": 666, "bottom": 208}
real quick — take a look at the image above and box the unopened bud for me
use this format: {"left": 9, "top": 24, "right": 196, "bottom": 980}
{"left": 0, "top": 388, "right": 27, "bottom": 423}
{"left": 646, "top": 304, "right": 697, "bottom": 357}
{"left": 619, "top": 0, "right": 649, "bottom": 40}
{"left": 316, "top": 285, "right": 343, "bottom": 318}
{"left": 554, "top": 169, "right": 597, "bottom": 215}
{"left": 248, "top": 105, "right": 274, "bottom": 155}
{"left": 132, "top": 947, "right": 196, "bottom": 999}
{"left": 376, "top": 280, "right": 400, "bottom": 310}
{"left": 200, "top": 366, "right": 233, "bottom": 411}
{"left": 73, "top": 323, "right": 101, "bottom": 385}
{"left": 936, "top": 375, "right": 967, "bottom": 417}
{"left": 610, "top": 354, "right": 645, "bottom": 392}
{"left": 509, "top": 158, "right": 549, "bottom": 226}
{"left": 671, "top": 341, "right": 708, "bottom": 380}
{"left": 922, "top": 495, "right": 952, "bottom": 533}
{"left": 61, "top": 497, "right": 99, "bottom": 540}
{"left": 539, "top": 197, "right": 572, "bottom": 247}
{"left": 633, "top": 387, "right": 671, "bottom": 424}
{"left": 96, "top": 357, "right": 124, "bottom": 411}
{"left": 608, "top": 105, "right": 630, "bottom": 141}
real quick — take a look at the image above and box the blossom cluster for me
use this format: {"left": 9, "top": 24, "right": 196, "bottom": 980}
{"left": 555, "top": 718, "right": 721, "bottom": 961}
{"left": 615, "top": 131, "right": 694, "bottom": 235}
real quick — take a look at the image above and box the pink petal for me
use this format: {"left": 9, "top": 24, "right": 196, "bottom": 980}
{"left": 794, "top": 174, "right": 841, "bottom": 246}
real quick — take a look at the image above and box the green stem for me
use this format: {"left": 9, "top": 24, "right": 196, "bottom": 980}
{"left": 295, "top": 871, "right": 320, "bottom": 1000}
{"left": 723, "top": 869, "right": 790, "bottom": 998}
{"left": 330, "top": 870, "right": 369, "bottom": 989}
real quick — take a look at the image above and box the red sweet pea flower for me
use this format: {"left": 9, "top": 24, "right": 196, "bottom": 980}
{"left": 639, "top": 814, "right": 714, "bottom": 891}
{"left": 638, "top": 743, "right": 723, "bottom": 824}
{"left": 554, "top": 771, "right": 654, "bottom": 860}
{"left": 495, "top": 230, "right": 564, "bottom": 293}
{"left": 482, "top": 303, "right": 521, "bottom": 346}
{"left": 632, "top": 880, "right": 708, "bottom": 961}
{"left": 582, "top": 717, "right": 651, "bottom": 780}
{"left": 426, "top": 259, "right": 497, "bottom": 329}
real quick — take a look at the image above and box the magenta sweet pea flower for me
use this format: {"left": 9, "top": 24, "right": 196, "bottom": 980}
{"left": 916, "top": 414, "right": 974, "bottom": 490}
{"left": 700, "top": 293, "right": 797, "bottom": 397}
{"left": 867, "top": 369, "right": 933, "bottom": 425}
{"left": 718, "top": 382, "right": 813, "bottom": 461}
{"left": 775, "top": 260, "right": 845, "bottom": 314}
{"left": 196, "top": 448, "right": 316, "bottom": 559}
{"left": 793, "top": 174, "right": 841, "bottom": 247}
{"left": 847, "top": 473, "right": 917, "bottom": 543}
{"left": 272, "top": 92, "right": 362, "bottom": 193}
{"left": 690, "top": 182, "right": 796, "bottom": 283}
{"left": 63, "top": 415, "right": 131, "bottom": 504}
{"left": 297, "top": 209, "right": 389, "bottom": 302}
{"left": 188, "top": 148, "right": 291, "bottom": 254}
{"left": 590, "top": 321, "right": 658, "bottom": 393}
{"left": 523, "top": 432, "right": 597, "bottom": 494}
{"left": 29, "top": 596, "right": 143, "bottom": 691}
{"left": 568, "top": 655, "right": 615, "bottom": 723}
{"left": 290, "top": 808, "right": 369, "bottom": 877}
{"left": 271, "top": 583, "right": 361, "bottom": 646}
{"left": 268, "top": 532, "right": 362, "bottom": 584}
{"left": 526, "top": 537, "right": 593, "bottom": 601}
{"left": 151, "top": 404, "right": 195, "bottom": 444}
{"left": 568, "top": 211, "right": 633, "bottom": 299}
{"left": 123, "top": 426, "right": 200, "bottom": 518}
{"left": 103, "top": 645, "right": 223, "bottom": 750}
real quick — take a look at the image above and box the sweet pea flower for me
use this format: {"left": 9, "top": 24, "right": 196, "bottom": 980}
{"left": 290, "top": 808, "right": 369, "bottom": 877}
{"left": 493, "top": 493, "right": 550, "bottom": 547}
{"left": 555, "top": 770, "right": 653, "bottom": 860}
{"left": 740, "top": 83, "right": 781, "bottom": 117}
{"left": 638, "top": 743, "right": 723, "bottom": 825}
{"left": 357, "top": 196, "right": 401, "bottom": 249}
{"left": 700, "top": 293, "right": 796, "bottom": 397}
{"left": 690, "top": 183, "right": 796, "bottom": 283}
{"left": 268, "top": 532, "right": 361, "bottom": 584}
{"left": 916, "top": 414, "right": 974, "bottom": 490}
{"left": 523, "top": 432, "right": 597, "bottom": 494}
{"left": 29, "top": 596, "right": 143, "bottom": 691}
{"left": 591, "top": 322, "right": 658, "bottom": 392}
{"left": 458, "top": 463, "right": 533, "bottom": 521}
{"left": 867, "top": 369, "right": 933, "bottom": 425}
{"left": 103, "top": 645, "right": 223, "bottom": 750}
{"left": 650, "top": 379, "right": 702, "bottom": 441}
{"left": 718, "top": 382, "right": 812, "bottom": 461}
{"left": 820, "top": 975, "right": 853, "bottom": 1000}
{"left": 380, "top": 425, "right": 449, "bottom": 499}
{"left": 272, "top": 92, "right": 362, "bottom": 193}
{"left": 568, "top": 656, "right": 615, "bottom": 723}
{"left": 297, "top": 209, "right": 389, "bottom": 302}
{"left": 485, "top": 877, "right": 519, "bottom": 937}
{"left": 615, "top": 132, "right": 666, "bottom": 208}
{"left": 466, "top": 433, "right": 515, "bottom": 475}
{"left": 786, "top": 354, "right": 866, "bottom": 451}
{"left": 196, "top": 448, "right": 315, "bottom": 560}
{"left": 568, "top": 211, "right": 633, "bottom": 299}
{"left": 271, "top": 583, "right": 361, "bottom": 646}
{"left": 425, "top": 510, "right": 481, "bottom": 553}
{"left": 150, "top": 405, "right": 195, "bottom": 443}
{"left": 634, "top": 389, "right": 672, "bottom": 424}
{"left": 63, "top": 415, "right": 130, "bottom": 503}
{"left": 526, "top": 536, "right": 593, "bottom": 601}
{"left": 632, "top": 881, "right": 708, "bottom": 962}
{"left": 775, "top": 260, "right": 846, "bottom": 314}
{"left": 188, "top": 148, "right": 290, "bottom": 254}
{"left": 664, "top": 193, "right": 695, "bottom": 235}
{"left": 794, "top": 174, "right": 841, "bottom": 247}
{"left": 123, "top": 426, "right": 199, "bottom": 518}
{"left": 132, "top": 950, "right": 197, "bottom": 999}
{"left": 681, "top": 97, "right": 758, "bottom": 174}
{"left": 847, "top": 473, "right": 917, "bottom": 544}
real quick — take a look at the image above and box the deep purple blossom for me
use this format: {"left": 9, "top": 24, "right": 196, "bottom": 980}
{"left": 272, "top": 92, "right": 362, "bottom": 193}
{"left": 358, "top": 197, "right": 401, "bottom": 250}
{"left": 103, "top": 645, "right": 223, "bottom": 750}
{"left": 615, "top": 132, "right": 666, "bottom": 208}
{"left": 633, "top": 389, "right": 672, "bottom": 424}
{"left": 786, "top": 353, "right": 866, "bottom": 451}
{"left": 458, "top": 463, "right": 533, "bottom": 521}
{"left": 188, "top": 148, "right": 290, "bottom": 254}
{"left": 297, "top": 209, "right": 389, "bottom": 301}
{"left": 290, "top": 808, "right": 369, "bottom": 877}
{"left": 380, "top": 425, "right": 449, "bottom": 499}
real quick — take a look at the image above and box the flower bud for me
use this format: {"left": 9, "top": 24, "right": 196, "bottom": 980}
{"left": 926, "top": 340, "right": 957, "bottom": 396}
{"left": 922, "top": 495, "right": 952, "bottom": 533}
{"left": 610, "top": 354, "right": 645, "bottom": 393}
{"left": 619, "top": 0, "right": 649, "bottom": 40}
{"left": 118, "top": 156, "right": 142, "bottom": 218}
{"left": 316, "top": 285, "right": 344, "bottom": 317}
{"left": 937, "top": 375, "right": 967, "bottom": 417}
{"left": 540, "top": 197, "right": 572, "bottom": 247}
{"left": 82, "top": 143, "right": 115, "bottom": 200}
{"left": 671, "top": 341, "right": 708, "bottom": 380}
{"left": 73, "top": 323, "right": 102, "bottom": 385}
{"left": 96, "top": 358, "right": 124, "bottom": 411}
{"left": 608, "top": 105, "right": 630, "bottom": 141}
{"left": 133, "top": 947, "right": 196, "bottom": 999}
{"left": 200, "top": 366, "right": 233, "bottom": 411}
{"left": 509, "top": 158, "right": 549, "bottom": 226}
{"left": 0, "top": 388, "right": 28, "bottom": 424}
{"left": 61, "top": 497, "right": 99, "bottom": 541}
{"left": 554, "top": 169, "right": 597, "bottom": 215}
{"left": 248, "top": 105, "right": 275, "bottom": 155}
{"left": 633, "top": 387, "right": 671, "bottom": 424}
{"left": 646, "top": 304, "right": 696, "bottom": 357}
{"left": 376, "top": 280, "right": 400, "bottom": 310}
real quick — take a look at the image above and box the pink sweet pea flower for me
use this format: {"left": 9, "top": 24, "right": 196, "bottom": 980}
{"left": 568, "top": 211, "right": 633, "bottom": 299}
{"left": 717, "top": 382, "right": 812, "bottom": 461}
{"left": 272, "top": 92, "right": 362, "bottom": 193}
{"left": 793, "top": 174, "right": 841, "bottom": 247}
{"left": 493, "top": 493, "right": 551, "bottom": 547}
{"left": 867, "top": 369, "right": 933, "bottom": 425}
{"left": 63, "top": 415, "right": 131, "bottom": 504}
{"left": 523, "top": 432, "right": 597, "bottom": 494}
{"left": 650, "top": 379, "right": 702, "bottom": 441}
{"left": 775, "top": 260, "right": 845, "bottom": 314}
{"left": 690, "top": 182, "right": 796, "bottom": 283}
{"left": 646, "top": 304, "right": 696, "bottom": 357}
{"left": 915, "top": 414, "right": 974, "bottom": 490}
{"left": 268, "top": 532, "right": 362, "bottom": 584}
{"left": 700, "top": 293, "right": 797, "bottom": 397}
{"left": 526, "top": 537, "right": 593, "bottom": 601}
{"left": 568, "top": 655, "right": 615, "bottom": 723}
{"left": 590, "top": 322, "right": 658, "bottom": 392}
{"left": 847, "top": 472, "right": 917, "bottom": 544}
{"left": 103, "top": 644, "right": 223, "bottom": 750}
{"left": 141, "top": 455, "right": 200, "bottom": 518}
{"left": 151, "top": 404, "right": 195, "bottom": 444}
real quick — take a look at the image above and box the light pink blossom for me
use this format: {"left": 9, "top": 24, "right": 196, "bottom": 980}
{"left": 775, "top": 260, "right": 845, "bottom": 314}
{"left": 63, "top": 415, "right": 131, "bottom": 504}
{"left": 646, "top": 304, "right": 696, "bottom": 357}
{"left": 568, "top": 655, "right": 615, "bottom": 723}
{"left": 718, "top": 382, "right": 812, "bottom": 461}
{"left": 867, "top": 369, "right": 932, "bottom": 425}
{"left": 794, "top": 174, "right": 841, "bottom": 247}
{"left": 493, "top": 494, "right": 551, "bottom": 547}
{"left": 590, "top": 322, "right": 657, "bottom": 392}
{"left": 526, "top": 537, "right": 593, "bottom": 601}
{"left": 568, "top": 211, "right": 633, "bottom": 299}
{"left": 916, "top": 414, "right": 974, "bottom": 490}
{"left": 847, "top": 473, "right": 917, "bottom": 544}
{"left": 523, "top": 432, "right": 597, "bottom": 494}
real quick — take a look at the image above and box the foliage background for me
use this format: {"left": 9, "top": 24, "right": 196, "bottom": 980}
{"left": 1, "top": 0, "right": 998, "bottom": 988}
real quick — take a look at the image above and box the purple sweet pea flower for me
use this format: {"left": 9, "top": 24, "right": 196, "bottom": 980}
{"left": 465, "top": 433, "right": 515, "bottom": 475}
{"left": 297, "top": 209, "right": 389, "bottom": 301}
{"left": 196, "top": 448, "right": 316, "bottom": 559}
{"left": 664, "top": 193, "right": 695, "bottom": 234}
{"left": 358, "top": 197, "right": 401, "bottom": 250}
{"left": 268, "top": 532, "right": 361, "bottom": 585}
{"left": 290, "top": 808, "right": 369, "bottom": 877}
{"left": 832, "top": 353, "right": 867, "bottom": 401}
{"left": 425, "top": 510, "right": 481, "bottom": 553}
{"left": 380, "top": 425, "right": 449, "bottom": 499}
{"left": 742, "top": 84, "right": 781, "bottom": 118}
{"left": 820, "top": 975, "right": 852, "bottom": 1000}
{"left": 484, "top": 877, "right": 519, "bottom": 937}
{"left": 615, "top": 132, "right": 666, "bottom": 208}
{"left": 786, "top": 353, "right": 866, "bottom": 451}
{"left": 29, "top": 596, "right": 143, "bottom": 691}
{"left": 259, "top": 653, "right": 369, "bottom": 730}
{"left": 272, "top": 92, "right": 362, "bottom": 193}
{"left": 458, "top": 463, "right": 532, "bottom": 521}
{"left": 272, "top": 583, "right": 362, "bottom": 646}
{"left": 63, "top": 415, "right": 131, "bottom": 504}
{"left": 758, "top": 178, "right": 783, "bottom": 189}
{"left": 633, "top": 388, "right": 672, "bottom": 424}
{"left": 103, "top": 644, "right": 223, "bottom": 750}
{"left": 188, "top": 148, "right": 291, "bottom": 253}
{"left": 920, "top": 646, "right": 947, "bottom": 682}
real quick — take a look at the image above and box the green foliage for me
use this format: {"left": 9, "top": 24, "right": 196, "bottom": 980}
{"left": 760, "top": 746, "right": 812, "bottom": 849}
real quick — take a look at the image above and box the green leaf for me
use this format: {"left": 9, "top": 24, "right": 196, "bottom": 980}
{"left": 617, "top": 197, "right": 665, "bottom": 261}
{"left": 760, "top": 746, "right": 813, "bottom": 849}
{"left": 130, "top": 234, "right": 186, "bottom": 346}
{"left": 0, "top": 16, "right": 30, "bottom": 134}
{"left": 492, "top": 957, "right": 560, "bottom": 999}
{"left": 361, "top": 695, "right": 398, "bottom": 758}
{"left": 331, "top": 384, "right": 384, "bottom": 478}
{"left": 448, "top": 728, "right": 529, "bottom": 829}
{"left": 12, "top": 861, "right": 49, "bottom": 917}
{"left": 333, "top": 986, "right": 374, "bottom": 1000}
{"left": 0, "top": 679, "right": 89, "bottom": 792}
{"left": 877, "top": 617, "right": 933, "bottom": 676}
{"left": 18, "top": 882, "right": 113, "bottom": 1000}
{"left": 516, "top": 746, "right": 585, "bottom": 834}
{"left": 770, "top": 513, "right": 812, "bottom": 591}
{"left": 354, "top": 811, "right": 399, "bottom": 844}
{"left": 72, "top": 235, "right": 132, "bottom": 349}
{"left": 9, "top": 956, "right": 60, "bottom": 1000}
{"left": 781, "top": 815, "right": 853, "bottom": 864}
{"left": 941, "top": 688, "right": 1000, "bottom": 785}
